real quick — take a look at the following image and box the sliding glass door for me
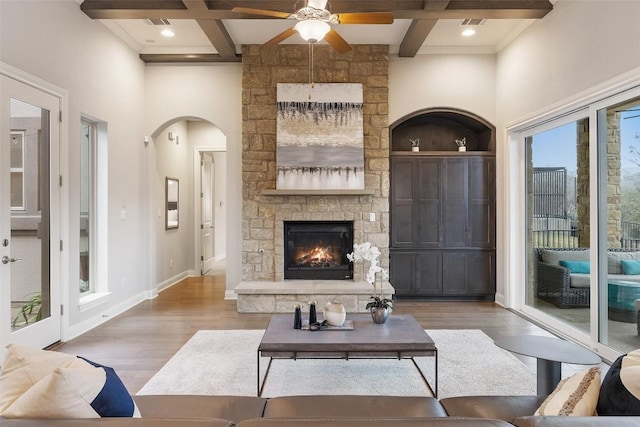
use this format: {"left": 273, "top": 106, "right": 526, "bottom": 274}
{"left": 517, "top": 87, "right": 640, "bottom": 358}
{"left": 596, "top": 95, "right": 640, "bottom": 354}
{"left": 524, "top": 114, "right": 591, "bottom": 335}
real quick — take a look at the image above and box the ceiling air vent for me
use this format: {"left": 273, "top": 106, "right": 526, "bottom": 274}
{"left": 144, "top": 19, "right": 172, "bottom": 26}
{"left": 460, "top": 18, "right": 486, "bottom": 26}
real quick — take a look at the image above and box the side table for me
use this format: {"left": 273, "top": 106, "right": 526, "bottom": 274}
{"left": 494, "top": 335, "right": 601, "bottom": 395}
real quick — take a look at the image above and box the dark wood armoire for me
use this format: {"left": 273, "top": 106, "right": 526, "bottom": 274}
{"left": 389, "top": 108, "right": 496, "bottom": 300}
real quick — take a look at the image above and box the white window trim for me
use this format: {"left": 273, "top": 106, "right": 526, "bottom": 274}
{"left": 78, "top": 117, "right": 109, "bottom": 309}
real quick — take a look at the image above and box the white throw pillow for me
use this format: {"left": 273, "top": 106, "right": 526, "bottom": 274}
{"left": 535, "top": 367, "right": 600, "bottom": 416}
{"left": 0, "top": 344, "right": 91, "bottom": 413}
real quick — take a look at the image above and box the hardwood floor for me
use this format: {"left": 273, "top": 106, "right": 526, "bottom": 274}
{"left": 56, "top": 268, "right": 551, "bottom": 394}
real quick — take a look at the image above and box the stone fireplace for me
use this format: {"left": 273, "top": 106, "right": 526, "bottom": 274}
{"left": 236, "top": 44, "right": 394, "bottom": 313}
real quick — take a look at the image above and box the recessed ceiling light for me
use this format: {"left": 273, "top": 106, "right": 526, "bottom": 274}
{"left": 161, "top": 28, "right": 175, "bottom": 37}
{"left": 462, "top": 28, "right": 476, "bottom": 37}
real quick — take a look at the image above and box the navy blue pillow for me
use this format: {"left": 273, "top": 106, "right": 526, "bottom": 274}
{"left": 77, "top": 357, "right": 138, "bottom": 417}
{"left": 596, "top": 353, "right": 640, "bottom": 415}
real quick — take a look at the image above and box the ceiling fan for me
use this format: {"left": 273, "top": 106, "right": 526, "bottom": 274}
{"left": 232, "top": 0, "right": 394, "bottom": 54}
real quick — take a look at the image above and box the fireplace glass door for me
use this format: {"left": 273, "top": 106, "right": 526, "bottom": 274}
{"left": 284, "top": 221, "right": 353, "bottom": 280}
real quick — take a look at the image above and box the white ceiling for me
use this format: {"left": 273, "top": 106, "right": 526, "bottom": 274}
{"left": 101, "top": 17, "right": 535, "bottom": 56}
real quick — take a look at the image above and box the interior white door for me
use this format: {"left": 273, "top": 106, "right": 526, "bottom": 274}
{"left": 200, "top": 153, "right": 215, "bottom": 274}
{"left": 0, "top": 74, "right": 61, "bottom": 355}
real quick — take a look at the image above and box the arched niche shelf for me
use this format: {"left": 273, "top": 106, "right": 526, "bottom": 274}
{"left": 390, "top": 107, "right": 496, "bottom": 153}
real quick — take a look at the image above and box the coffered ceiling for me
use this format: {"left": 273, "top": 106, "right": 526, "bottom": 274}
{"left": 79, "top": 0, "right": 554, "bottom": 63}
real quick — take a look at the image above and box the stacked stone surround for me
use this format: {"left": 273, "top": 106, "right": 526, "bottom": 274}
{"left": 239, "top": 44, "right": 391, "bottom": 312}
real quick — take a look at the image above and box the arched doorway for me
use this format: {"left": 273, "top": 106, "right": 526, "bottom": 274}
{"left": 149, "top": 117, "right": 227, "bottom": 291}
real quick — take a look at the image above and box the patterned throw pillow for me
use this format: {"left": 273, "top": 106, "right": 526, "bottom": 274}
{"left": 534, "top": 367, "right": 600, "bottom": 416}
{"left": 597, "top": 349, "right": 640, "bottom": 415}
{"left": 0, "top": 344, "right": 140, "bottom": 419}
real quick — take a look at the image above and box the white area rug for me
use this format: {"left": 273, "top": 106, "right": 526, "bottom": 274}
{"left": 137, "top": 329, "right": 536, "bottom": 398}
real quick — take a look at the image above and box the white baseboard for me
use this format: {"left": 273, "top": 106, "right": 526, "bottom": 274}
{"left": 224, "top": 290, "right": 237, "bottom": 300}
{"left": 494, "top": 292, "right": 506, "bottom": 307}
{"left": 64, "top": 291, "right": 148, "bottom": 341}
{"left": 157, "top": 270, "right": 191, "bottom": 293}
{"left": 214, "top": 253, "right": 226, "bottom": 262}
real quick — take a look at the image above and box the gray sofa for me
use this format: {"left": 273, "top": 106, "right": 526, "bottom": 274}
{"left": 1, "top": 394, "right": 639, "bottom": 426}
{"left": 535, "top": 247, "right": 640, "bottom": 308}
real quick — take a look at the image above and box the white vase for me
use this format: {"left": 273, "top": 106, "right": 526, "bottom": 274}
{"left": 323, "top": 301, "right": 346, "bottom": 326}
{"left": 411, "top": 146, "right": 419, "bottom": 152}
{"left": 458, "top": 146, "right": 466, "bottom": 152}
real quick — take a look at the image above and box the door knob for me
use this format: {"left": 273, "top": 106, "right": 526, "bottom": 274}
{"left": 1, "top": 256, "right": 22, "bottom": 264}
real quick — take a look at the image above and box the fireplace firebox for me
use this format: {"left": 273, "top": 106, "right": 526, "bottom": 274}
{"left": 284, "top": 221, "right": 354, "bottom": 280}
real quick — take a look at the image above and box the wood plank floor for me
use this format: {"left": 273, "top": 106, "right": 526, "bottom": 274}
{"left": 56, "top": 269, "right": 552, "bottom": 394}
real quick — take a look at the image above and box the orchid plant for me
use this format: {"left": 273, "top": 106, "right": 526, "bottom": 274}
{"left": 347, "top": 242, "right": 393, "bottom": 310}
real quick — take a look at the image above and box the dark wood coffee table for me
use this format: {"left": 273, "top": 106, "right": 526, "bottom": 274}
{"left": 258, "top": 314, "right": 438, "bottom": 397}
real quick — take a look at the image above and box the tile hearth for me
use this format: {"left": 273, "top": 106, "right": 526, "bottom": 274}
{"left": 235, "top": 280, "right": 395, "bottom": 313}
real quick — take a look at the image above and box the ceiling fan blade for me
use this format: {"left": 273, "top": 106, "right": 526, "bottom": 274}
{"left": 324, "top": 29, "right": 352, "bottom": 54}
{"left": 335, "top": 12, "right": 394, "bottom": 25}
{"left": 232, "top": 7, "right": 291, "bottom": 19}
{"left": 265, "top": 27, "right": 298, "bottom": 46}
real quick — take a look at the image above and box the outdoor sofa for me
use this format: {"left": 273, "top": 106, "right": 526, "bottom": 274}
{"left": 535, "top": 247, "right": 640, "bottom": 308}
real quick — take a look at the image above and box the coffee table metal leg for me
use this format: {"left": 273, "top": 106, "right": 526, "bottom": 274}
{"left": 410, "top": 350, "right": 438, "bottom": 398}
{"left": 257, "top": 350, "right": 274, "bottom": 397}
{"left": 537, "top": 358, "right": 561, "bottom": 395}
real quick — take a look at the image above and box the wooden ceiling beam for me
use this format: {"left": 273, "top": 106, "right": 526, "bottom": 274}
{"left": 182, "top": 0, "right": 237, "bottom": 60}
{"left": 80, "top": 0, "right": 553, "bottom": 20}
{"left": 399, "top": 0, "right": 450, "bottom": 58}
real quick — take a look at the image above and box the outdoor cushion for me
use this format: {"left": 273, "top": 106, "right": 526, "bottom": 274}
{"left": 559, "top": 260, "right": 590, "bottom": 274}
{"left": 569, "top": 274, "right": 591, "bottom": 288}
{"left": 608, "top": 252, "right": 640, "bottom": 274}
{"left": 621, "top": 260, "right": 640, "bottom": 275}
{"left": 541, "top": 250, "right": 589, "bottom": 266}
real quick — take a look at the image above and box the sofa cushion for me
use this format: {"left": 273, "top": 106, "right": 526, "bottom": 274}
{"left": 440, "top": 395, "right": 546, "bottom": 422}
{"left": 133, "top": 395, "right": 267, "bottom": 422}
{"left": 608, "top": 251, "right": 640, "bottom": 274}
{"left": 512, "top": 416, "right": 640, "bottom": 426}
{"left": 541, "top": 250, "right": 589, "bottom": 266}
{"left": 559, "top": 260, "right": 590, "bottom": 274}
{"left": 263, "top": 395, "right": 447, "bottom": 418}
{"left": 597, "top": 349, "right": 640, "bottom": 415}
{"left": 621, "top": 260, "right": 640, "bottom": 275}
{"left": 238, "top": 418, "right": 514, "bottom": 427}
{"left": 0, "top": 345, "right": 139, "bottom": 419}
{"left": 534, "top": 367, "right": 600, "bottom": 416}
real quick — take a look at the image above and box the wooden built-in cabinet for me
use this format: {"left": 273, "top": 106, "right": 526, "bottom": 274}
{"left": 389, "top": 109, "right": 496, "bottom": 299}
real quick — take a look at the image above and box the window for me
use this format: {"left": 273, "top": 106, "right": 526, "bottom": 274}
{"left": 80, "top": 120, "right": 94, "bottom": 294}
{"left": 78, "top": 116, "right": 108, "bottom": 309}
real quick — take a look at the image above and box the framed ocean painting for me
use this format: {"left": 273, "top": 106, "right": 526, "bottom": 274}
{"left": 276, "top": 83, "right": 364, "bottom": 190}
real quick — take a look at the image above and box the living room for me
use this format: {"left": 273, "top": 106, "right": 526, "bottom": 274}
{"left": 2, "top": 0, "right": 640, "bottom": 423}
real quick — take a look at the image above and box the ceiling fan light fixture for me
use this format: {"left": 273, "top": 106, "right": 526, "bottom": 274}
{"left": 295, "top": 20, "right": 330, "bottom": 43}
